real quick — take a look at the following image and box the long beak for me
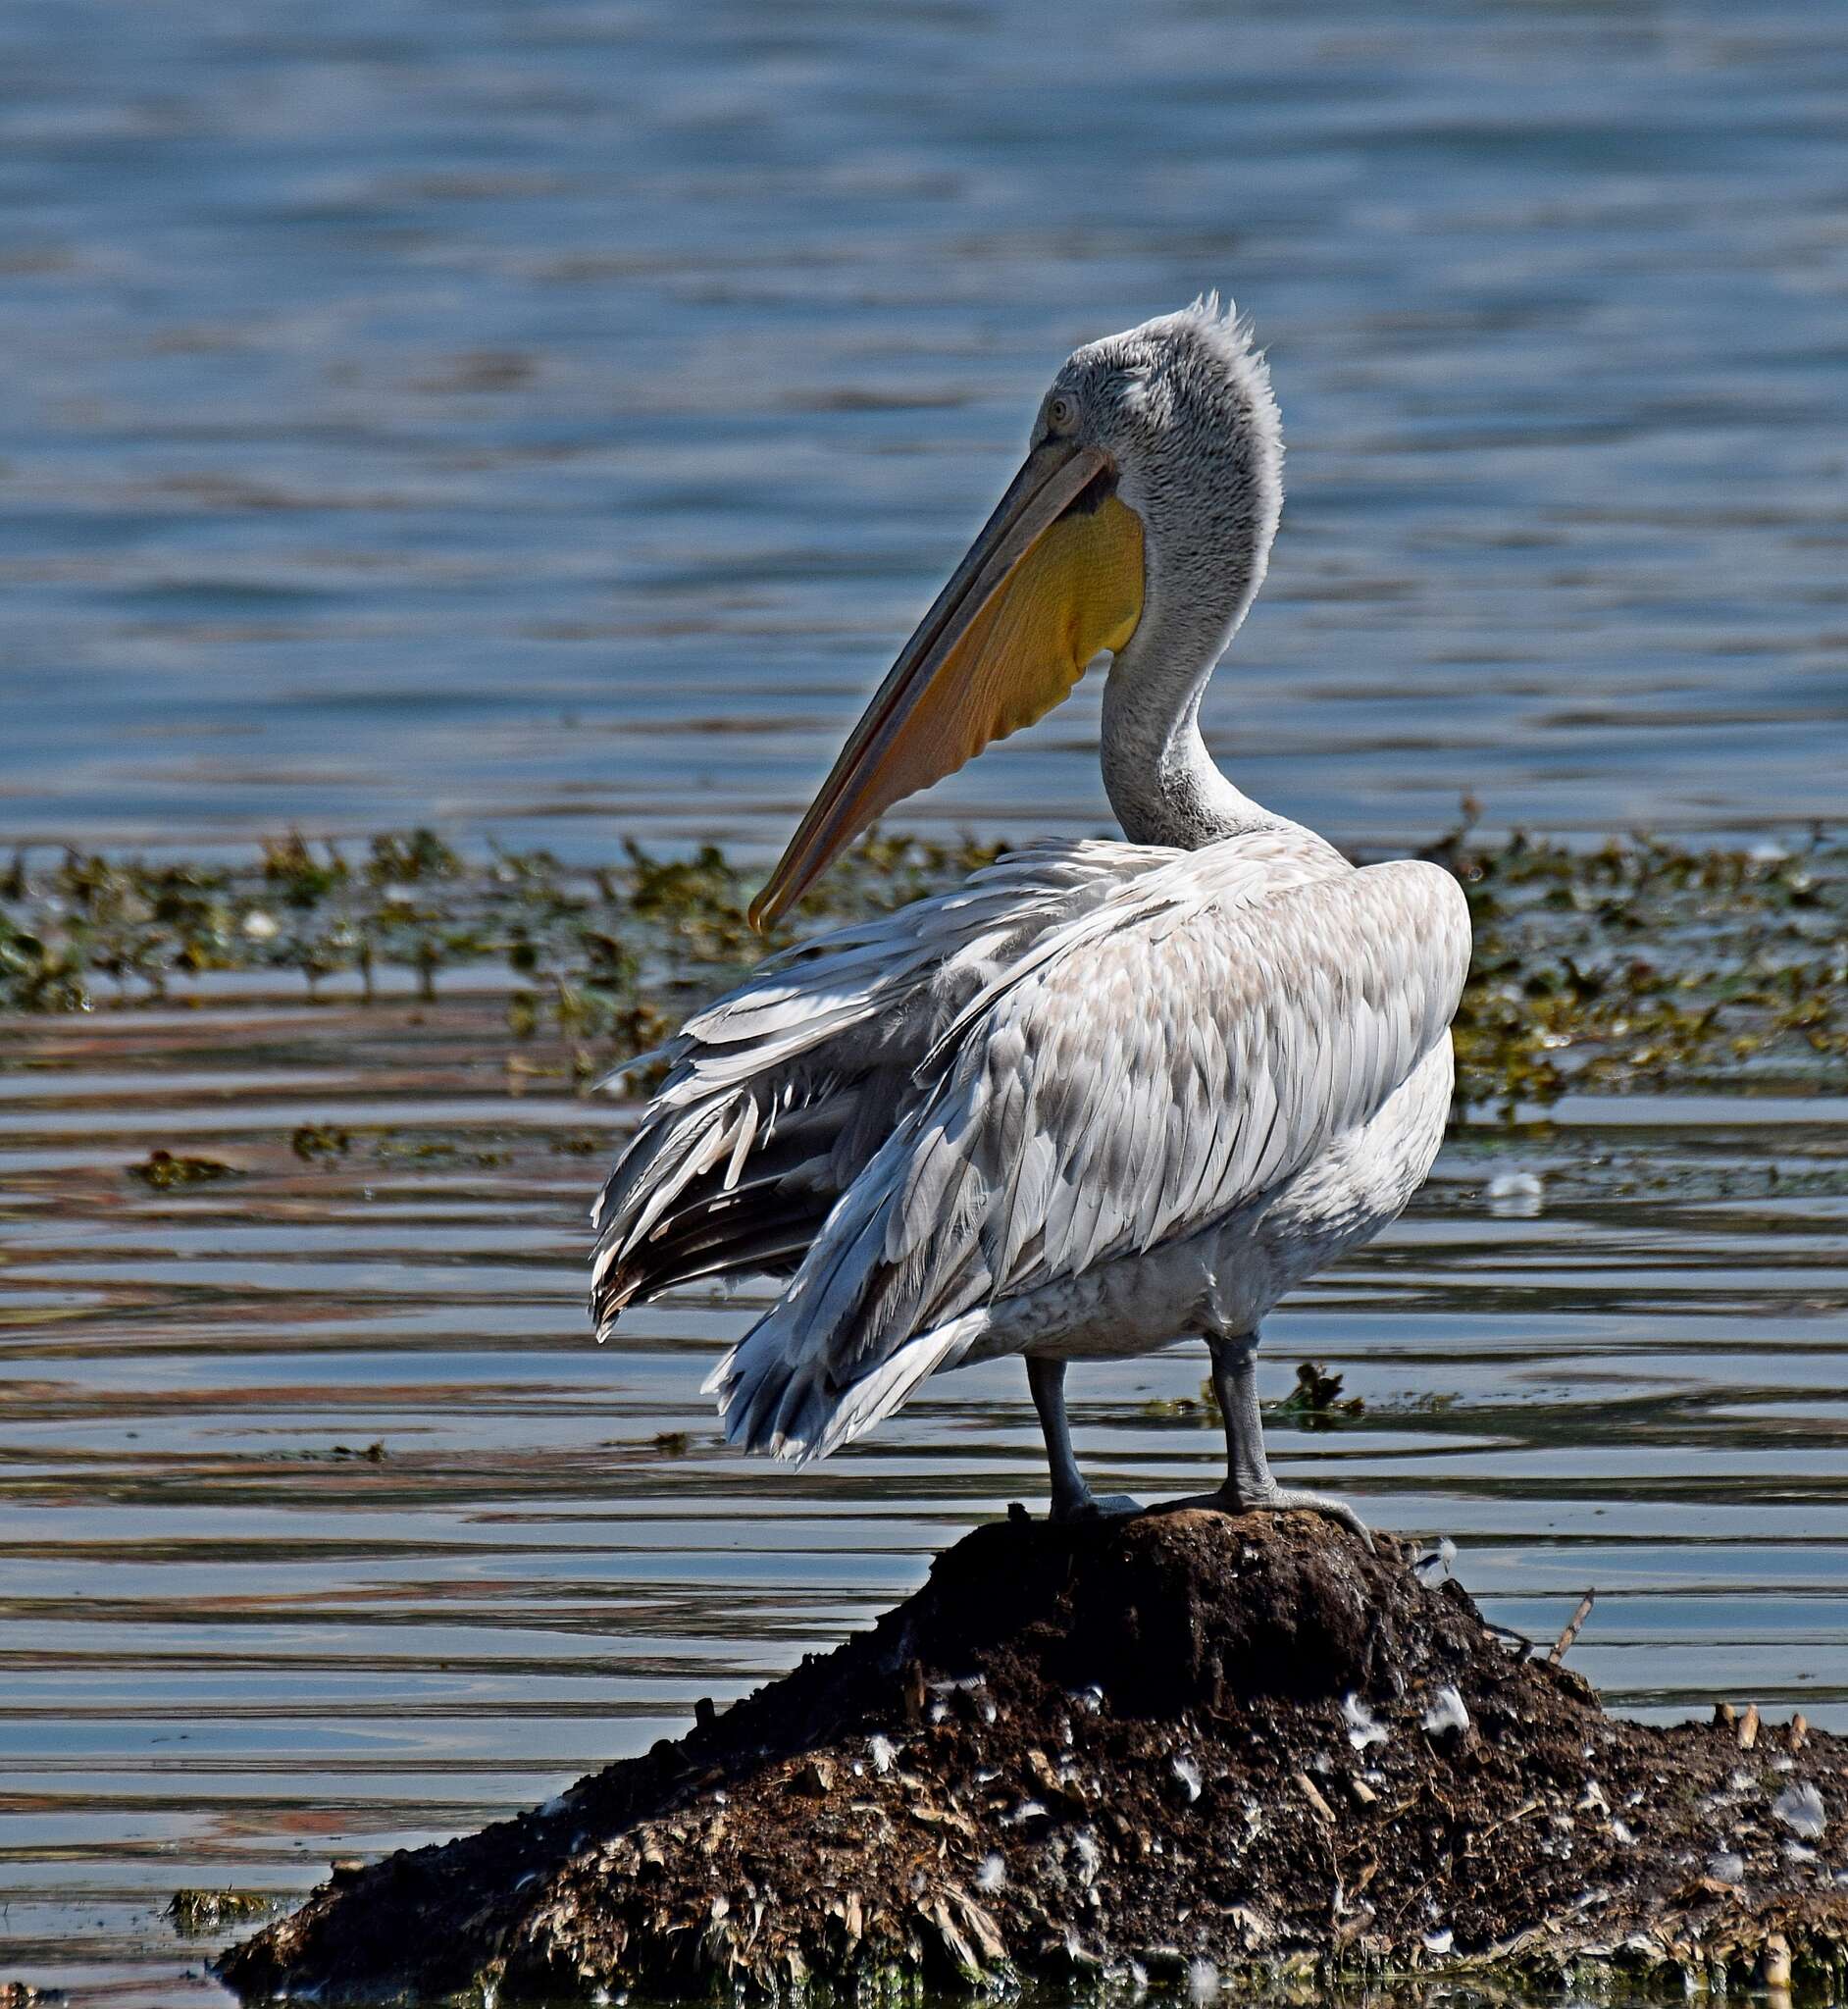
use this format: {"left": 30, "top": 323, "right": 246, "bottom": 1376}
{"left": 751, "top": 438, "right": 1139, "bottom": 930}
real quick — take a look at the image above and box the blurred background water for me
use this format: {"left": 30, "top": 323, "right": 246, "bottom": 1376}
{"left": 2, "top": 3, "right": 1847, "bottom": 2005}
{"left": 1, "top": 0, "right": 1844, "bottom": 861}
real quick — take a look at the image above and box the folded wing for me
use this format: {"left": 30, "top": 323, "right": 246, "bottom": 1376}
{"left": 708, "top": 852, "right": 1469, "bottom": 1458}
{"left": 590, "top": 839, "right": 1180, "bottom": 1330}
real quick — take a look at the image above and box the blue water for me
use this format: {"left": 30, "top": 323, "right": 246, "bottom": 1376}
{"left": 1, "top": 0, "right": 1844, "bottom": 859}
{"left": 3, "top": 8, "right": 1848, "bottom": 2006}
{"left": 2, "top": 986, "right": 1844, "bottom": 2005}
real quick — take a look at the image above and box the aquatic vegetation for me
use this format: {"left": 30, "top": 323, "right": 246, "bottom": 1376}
{"left": 0, "top": 906, "right": 90, "bottom": 1011}
{"left": 168, "top": 1888, "right": 277, "bottom": 1934}
{"left": 1271, "top": 1360, "right": 1364, "bottom": 1427}
{"left": 129, "top": 1149, "right": 240, "bottom": 1189}
{"left": 2, "top": 824, "right": 1842, "bottom": 1120}
{"left": 290, "top": 1122, "right": 351, "bottom": 1161}
{"left": 1430, "top": 821, "right": 1848, "bottom": 1112}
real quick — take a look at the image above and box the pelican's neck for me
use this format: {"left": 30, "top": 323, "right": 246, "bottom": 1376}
{"left": 1099, "top": 545, "right": 1279, "bottom": 850}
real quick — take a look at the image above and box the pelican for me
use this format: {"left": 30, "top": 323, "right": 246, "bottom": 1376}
{"left": 591, "top": 299, "right": 1469, "bottom": 1532}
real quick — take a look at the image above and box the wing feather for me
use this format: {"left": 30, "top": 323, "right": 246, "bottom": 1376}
{"left": 710, "top": 850, "right": 1469, "bottom": 1454}
{"left": 590, "top": 838, "right": 1169, "bottom": 1330}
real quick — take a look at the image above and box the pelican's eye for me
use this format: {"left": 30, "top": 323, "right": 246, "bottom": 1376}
{"left": 1045, "top": 391, "right": 1080, "bottom": 434}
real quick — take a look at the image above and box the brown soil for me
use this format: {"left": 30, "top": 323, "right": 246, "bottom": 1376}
{"left": 218, "top": 1506, "right": 1848, "bottom": 2002}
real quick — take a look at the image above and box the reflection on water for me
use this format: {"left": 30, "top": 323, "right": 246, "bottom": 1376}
{"left": 1, "top": 0, "right": 1846, "bottom": 856}
{"left": 1, "top": 981, "right": 1844, "bottom": 2003}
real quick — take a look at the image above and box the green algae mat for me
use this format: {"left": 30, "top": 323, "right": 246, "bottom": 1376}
{"left": 2, "top": 825, "right": 1844, "bottom": 1121}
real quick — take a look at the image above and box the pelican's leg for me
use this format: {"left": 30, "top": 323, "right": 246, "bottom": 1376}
{"left": 1027, "top": 1358, "right": 1141, "bottom": 1521}
{"left": 1206, "top": 1332, "right": 1373, "bottom": 1550}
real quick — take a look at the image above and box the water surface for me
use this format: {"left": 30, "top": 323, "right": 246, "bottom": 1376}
{"left": 4, "top": 3, "right": 1848, "bottom": 2002}
{"left": 1, "top": 0, "right": 1845, "bottom": 857}
{"left": 2, "top": 973, "right": 1845, "bottom": 2003}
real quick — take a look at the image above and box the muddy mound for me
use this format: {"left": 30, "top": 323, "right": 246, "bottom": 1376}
{"left": 220, "top": 1507, "right": 1848, "bottom": 2002}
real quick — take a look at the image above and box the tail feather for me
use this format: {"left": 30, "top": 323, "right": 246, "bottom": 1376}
{"left": 593, "top": 1225, "right": 813, "bottom": 1332}
{"left": 590, "top": 1088, "right": 857, "bottom": 1329}
{"left": 706, "top": 1309, "right": 984, "bottom": 1464}
{"left": 590, "top": 842, "right": 1150, "bottom": 1444}
{"left": 591, "top": 1162, "right": 831, "bottom": 1326}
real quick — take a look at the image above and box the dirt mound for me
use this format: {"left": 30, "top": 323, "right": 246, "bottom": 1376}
{"left": 219, "top": 1507, "right": 1848, "bottom": 2002}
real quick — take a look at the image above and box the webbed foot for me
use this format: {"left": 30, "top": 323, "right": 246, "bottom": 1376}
{"left": 1213, "top": 1479, "right": 1374, "bottom": 1551}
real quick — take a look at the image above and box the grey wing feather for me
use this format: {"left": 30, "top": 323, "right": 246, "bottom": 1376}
{"left": 589, "top": 838, "right": 1174, "bottom": 1331}
{"left": 710, "top": 850, "right": 1470, "bottom": 1458}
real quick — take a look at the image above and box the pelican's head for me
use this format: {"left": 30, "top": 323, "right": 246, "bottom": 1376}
{"left": 751, "top": 297, "right": 1283, "bottom": 929}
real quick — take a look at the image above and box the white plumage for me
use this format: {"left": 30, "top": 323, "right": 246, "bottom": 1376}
{"left": 591, "top": 301, "right": 1471, "bottom": 1528}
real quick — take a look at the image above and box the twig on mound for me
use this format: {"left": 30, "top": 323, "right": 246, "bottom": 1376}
{"left": 1548, "top": 1588, "right": 1594, "bottom": 1664}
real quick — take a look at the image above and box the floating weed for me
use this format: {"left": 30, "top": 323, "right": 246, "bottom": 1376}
{"left": 1272, "top": 1361, "right": 1363, "bottom": 1428}
{"left": 129, "top": 1149, "right": 239, "bottom": 1190}
{"left": 261, "top": 832, "right": 346, "bottom": 906}
{"left": 366, "top": 829, "right": 460, "bottom": 886}
{"left": 0, "top": 910, "right": 90, "bottom": 1011}
{"left": 330, "top": 1442, "right": 387, "bottom": 1464}
{"left": 1426, "top": 821, "right": 1848, "bottom": 1113}
{"left": 803, "top": 830, "right": 1005, "bottom": 918}
{"left": 1378, "top": 1390, "right": 1460, "bottom": 1416}
{"left": 168, "top": 1888, "right": 277, "bottom": 1934}
{"left": 372, "top": 1134, "right": 509, "bottom": 1168}
{"left": 1142, "top": 1393, "right": 1207, "bottom": 1422}
{"left": 1, "top": 825, "right": 1842, "bottom": 1122}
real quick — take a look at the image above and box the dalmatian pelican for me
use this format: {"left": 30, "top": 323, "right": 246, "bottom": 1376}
{"left": 591, "top": 299, "right": 1469, "bottom": 1533}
